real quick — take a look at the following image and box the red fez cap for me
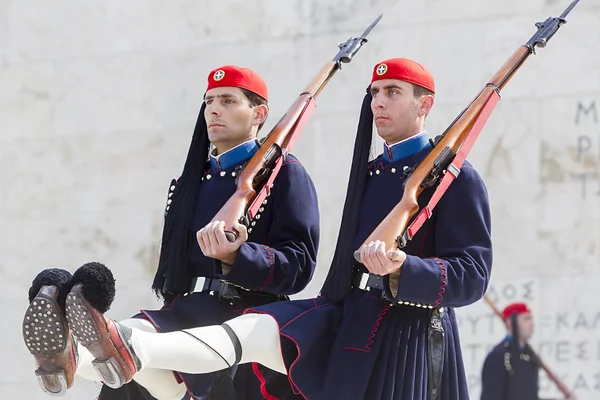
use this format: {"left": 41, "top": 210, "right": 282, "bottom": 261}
{"left": 501, "top": 302, "right": 531, "bottom": 320}
{"left": 206, "top": 65, "right": 268, "bottom": 102}
{"left": 371, "top": 58, "right": 435, "bottom": 93}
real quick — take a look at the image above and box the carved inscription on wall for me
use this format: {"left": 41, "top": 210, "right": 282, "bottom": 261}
{"left": 571, "top": 101, "right": 599, "bottom": 199}
{"left": 457, "top": 279, "right": 600, "bottom": 400}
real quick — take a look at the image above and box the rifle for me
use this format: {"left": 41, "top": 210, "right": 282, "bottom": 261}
{"left": 211, "top": 14, "right": 383, "bottom": 241}
{"left": 483, "top": 295, "right": 573, "bottom": 398}
{"left": 353, "top": 0, "right": 580, "bottom": 261}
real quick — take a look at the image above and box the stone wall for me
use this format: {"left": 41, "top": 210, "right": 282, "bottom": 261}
{"left": 1, "top": 1, "right": 598, "bottom": 398}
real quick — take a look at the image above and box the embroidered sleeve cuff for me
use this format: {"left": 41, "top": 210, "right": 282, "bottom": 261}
{"left": 392, "top": 254, "right": 447, "bottom": 307}
{"left": 223, "top": 243, "right": 275, "bottom": 291}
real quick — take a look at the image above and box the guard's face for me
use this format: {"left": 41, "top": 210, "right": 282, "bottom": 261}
{"left": 204, "top": 87, "right": 264, "bottom": 154}
{"left": 370, "top": 79, "right": 432, "bottom": 144}
{"left": 517, "top": 312, "right": 534, "bottom": 341}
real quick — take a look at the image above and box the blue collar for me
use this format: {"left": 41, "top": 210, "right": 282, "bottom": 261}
{"left": 383, "top": 131, "right": 430, "bottom": 163}
{"left": 209, "top": 140, "right": 259, "bottom": 171}
{"left": 504, "top": 334, "right": 526, "bottom": 350}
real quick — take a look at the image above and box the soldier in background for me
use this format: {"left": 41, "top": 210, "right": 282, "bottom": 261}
{"left": 480, "top": 302, "right": 577, "bottom": 400}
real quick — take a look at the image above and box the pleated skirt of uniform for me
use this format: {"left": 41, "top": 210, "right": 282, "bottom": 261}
{"left": 245, "top": 288, "right": 470, "bottom": 400}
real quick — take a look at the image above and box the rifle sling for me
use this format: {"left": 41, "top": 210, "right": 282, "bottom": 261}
{"left": 406, "top": 89, "right": 501, "bottom": 240}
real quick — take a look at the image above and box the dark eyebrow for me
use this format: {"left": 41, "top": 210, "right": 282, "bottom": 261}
{"left": 370, "top": 84, "right": 403, "bottom": 95}
{"left": 382, "top": 84, "right": 404, "bottom": 91}
{"left": 204, "top": 93, "right": 238, "bottom": 101}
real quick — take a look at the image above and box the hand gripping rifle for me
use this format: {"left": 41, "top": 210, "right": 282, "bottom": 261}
{"left": 483, "top": 295, "right": 573, "bottom": 398}
{"left": 353, "top": 1, "right": 580, "bottom": 262}
{"left": 212, "top": 14, "right": 383, "bottom": 241}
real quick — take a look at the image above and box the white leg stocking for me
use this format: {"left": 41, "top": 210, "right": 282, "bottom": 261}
{"left": 131, "top": 314, "right": 286, "bottom": 375}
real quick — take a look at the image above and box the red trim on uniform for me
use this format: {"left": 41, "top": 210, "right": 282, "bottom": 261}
{"left": 138, "top": 310, "right": 162, "bottom": 332}
{"left": 259, "top": 246, "right": 276, "bottom": 291}
{"left": 343, "top": 304, "right": 391, "bottom": 353}
{"left": 434, "top": 257, "right": 447, "bottom": 306}
{"left": 279, "top": 331, "right": 307, "bottom": 397}
{"left": 252, "top": 363, "right": 280, "bottom": 400}
{"left": 243, "top": 303, "right": 335, "bottom": 400}
{"left": 277, "top": 305, "right": 328, "bottom": 331}
{"left": 368, "top": 161, "right": 386, "bottom": 173}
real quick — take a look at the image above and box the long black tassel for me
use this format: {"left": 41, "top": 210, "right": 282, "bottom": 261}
{"left": 152, "top": 103, "right": 210, "bottom": 299}
{"left": 320, "top": 91, "right": 373, "bottom": 303}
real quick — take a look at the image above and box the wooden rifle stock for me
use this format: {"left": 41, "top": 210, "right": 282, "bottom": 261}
{"left": 353, "top": 0, "right": 579, "bottom": 262}
{"left": 483, "top": 295, "right": 573, "bottom": 397}
{"left": 352, "top": 84, "right": 502, "bottom": 260}
{"left": 211, "top": 15, "right": 383, "bottom": 241}
{"left": 211, "top": 92, "right": 317, "bottom": 241}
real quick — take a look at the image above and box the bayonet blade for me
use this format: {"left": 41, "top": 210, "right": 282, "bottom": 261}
{"left": 560, "top": 0, "right": 580, "bottom": 19}
{"left": 360, "top": 14, "right": 383, "bottom": 38}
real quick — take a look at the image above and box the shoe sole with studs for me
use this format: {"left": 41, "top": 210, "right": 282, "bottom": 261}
{"left": 22, "top": 285, "right": 74, "bottom": 396}
{"left": 65, "top": 285, "right": 136, "bottom": 389}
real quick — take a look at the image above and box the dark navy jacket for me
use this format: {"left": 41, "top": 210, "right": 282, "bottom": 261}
{"left": 185, "top": 139, "right": 320, "bottom": 295}
{"left": 481, "top": 338, "right": 541, "bottom": 400}
{"left": 98, "top": 139, "right": 320, "bottom": 400}
{"left": 247, "top": 131, "right": 493, "bottom": 400}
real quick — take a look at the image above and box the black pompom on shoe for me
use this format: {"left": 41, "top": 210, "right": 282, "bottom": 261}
{"left": 68, "top": 262, "right": 116, "bottom": 313}
{"left": 28, "top": 268, "right": 73, "bottom": 305}
{"left": 65, "top": 263, "right": 141, "bottom": 389}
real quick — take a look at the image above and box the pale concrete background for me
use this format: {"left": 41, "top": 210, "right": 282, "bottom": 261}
{"left": 1, "top": 0, "right": 599, "bottom": 399}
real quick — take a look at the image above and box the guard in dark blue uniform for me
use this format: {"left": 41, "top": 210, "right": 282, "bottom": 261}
{"left": 480, "top": 303, "right": 572, "bottom": 400}
{"left": 21, "top": 65, "right": 319, "bottom": 400}
{"left": 240, "top": 58, "right": 493, "bottom": 400}
{"left": 481, "top": 342, "right": 539, "bottom": 400}
{"left": 127, "top": 65, "right": 319, "bottom": 400}
{"left": 60, "top": 58, "right": 491, "bottom": 400}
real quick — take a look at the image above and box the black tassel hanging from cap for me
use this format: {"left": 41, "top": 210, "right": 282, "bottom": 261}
{"left": 152, "top": 103, "right": 210, "bottom": 300}
{"left": 320, "top": 90, "right": 373, "bottom": 304}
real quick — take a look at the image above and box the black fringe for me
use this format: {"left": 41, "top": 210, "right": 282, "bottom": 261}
{"left": 319, "top": 91, "right": 373, "bottom": 303}
{"left": 152, "top": 103, "right": 210, "bottom": 299}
